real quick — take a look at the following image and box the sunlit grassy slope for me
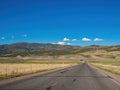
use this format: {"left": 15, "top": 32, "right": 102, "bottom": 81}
{"left": 90, "top": 60, "right": 120, "bottom": 75}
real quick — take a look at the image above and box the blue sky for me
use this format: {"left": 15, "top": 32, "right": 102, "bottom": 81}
{"left": 0, "top": 0, "right": 120, "bottom": 46}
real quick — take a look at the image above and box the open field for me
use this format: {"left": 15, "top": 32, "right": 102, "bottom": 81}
{"left": 90, "top": 59, "right": 120, "bottom": 75}
{"left": 0, "top": 63, "right": 76, "bottom": 80}
{"left": 0, "top": 59, "right": 80, "bottom": 80}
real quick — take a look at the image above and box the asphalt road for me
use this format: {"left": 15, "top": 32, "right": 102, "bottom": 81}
{"left": 0, "top": 63, "right": 120, "bottom": 90}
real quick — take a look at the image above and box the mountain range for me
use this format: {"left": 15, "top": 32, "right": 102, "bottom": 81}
{"left": 0, "top": 42, "right": 120, "bottom": 57}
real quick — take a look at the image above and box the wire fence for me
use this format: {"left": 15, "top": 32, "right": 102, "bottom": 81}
{"left": 0, "top": 63, "right": 72, "bottom": 80}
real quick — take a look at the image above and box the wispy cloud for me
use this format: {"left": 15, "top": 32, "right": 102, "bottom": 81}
{"left": 57, "top": 42, "right": 65, "bottom": 45}
{"left": 94, "top": 38, "right": 103, "bottom": 41}
{"left": 22, "top": 34, "right": 27, "bottom": 37}
{"left": 82, "top": 37, "right": 92, "bottom": 42}
{"left": 67, "top": 43, "right": 71, "bottom": 45}
{"left": 72, "top": 39, "right": 77, "bottom": 42}
{"left": 63, "top": 37, "right": 70, "bottom": 41}
{"left": 1, "top": 37, "right": 5, "bottom": 40}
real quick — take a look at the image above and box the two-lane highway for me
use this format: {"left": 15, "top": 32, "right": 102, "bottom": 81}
{"left": 0, "top": 63, "right": 120, "bottom": 90}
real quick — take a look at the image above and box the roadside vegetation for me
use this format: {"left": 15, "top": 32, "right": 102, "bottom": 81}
{"left": 90, "top": 60, "right": 120, "bottom": 76}
{"left": 0, "top": 59, "right": 80, "bottom": 80}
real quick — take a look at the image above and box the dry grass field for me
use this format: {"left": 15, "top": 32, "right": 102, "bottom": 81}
{"left": 0, "top": 63, "right": 76, "bottom": 80}
{"left": 91, "top": 61, "right": 120, "bottom": 75}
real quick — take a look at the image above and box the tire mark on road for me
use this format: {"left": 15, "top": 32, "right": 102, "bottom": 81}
{"left": 73, "top": 79, "right": 77, "bottom": 82}
{"left": 46, "top": 82, "right": 57, "bottom": 90}
{"left": 60, "top": 70, "right": 69, "bottom": 74}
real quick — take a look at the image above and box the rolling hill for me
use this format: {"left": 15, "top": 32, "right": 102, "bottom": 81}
{"left": 0, "top": 42, "right": 120, "bottom": 60}
{"left": 0, "top": 42, "right": 81, "bottom": 56}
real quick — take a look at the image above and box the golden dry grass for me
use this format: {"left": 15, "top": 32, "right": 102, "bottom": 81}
{"left": 91, "top": 63, "right": 120, "bottom": 75}
{"left": 0, "top": 63, "right": 75, "bottom": 79}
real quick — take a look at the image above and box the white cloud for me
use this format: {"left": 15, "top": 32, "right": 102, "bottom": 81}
{"left": 67, "top": 43, "right": 71, "bottom": 45}
{"left": 72, "top": 39, "right": 77, "bottom": 41}
{"left": 94, "top": 38, "right": 103, "bottom": 41}
{"left": 82, "top": 37, "right": 92, "bottom": 42}
{"left": 57, "top": 42, "right": 65, "bottom": 45}
{"left": 22, "top": 34, "right": 27, "bottom": 37}
{"left": 1, "top": 37, "right": 5, "bottom": 40}
{"left": 63, "top": 37, "right": 70, "bottom": 41}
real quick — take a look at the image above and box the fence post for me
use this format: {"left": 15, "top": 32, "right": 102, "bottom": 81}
{"left": 30, "top": 64, "right": 33, "bottom": 73}
{"left": 5, "top": 66, "right": 8, "bottom": 79}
